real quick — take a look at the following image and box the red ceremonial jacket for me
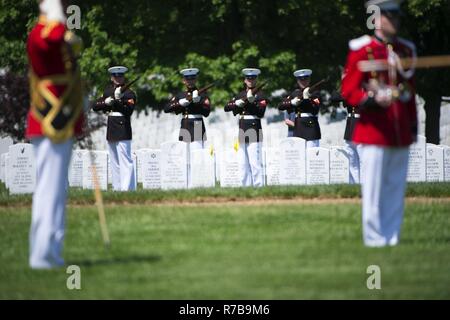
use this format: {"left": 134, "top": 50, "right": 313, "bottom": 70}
{"left": 341, "top": 34, "right": 417, "bottom": 147}
{"left": 26, "top": 15, "right": 84, "bottom": 140}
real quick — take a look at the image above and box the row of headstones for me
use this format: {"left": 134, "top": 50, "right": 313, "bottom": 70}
{"left": 406, "top": 135, "right": 449, "bottom": 182}
{"left": 1, "top": 135, "right": 449, "bottom": 194}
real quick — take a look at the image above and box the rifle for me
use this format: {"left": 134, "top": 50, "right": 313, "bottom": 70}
{"left": 186, "top": 82, "right": 216, "bottom": 102}
{"left": 251, "top": 81, "right": 267, "bottom": 96}
{"left": 181, "top": 82, "right": 216, "bottom": 116}
{"left": 242, "top": 81, "right": 268, "bottom": 103}
{"left": 296, "top": 77, "right": 328, "bottom": 99}
{"left": 234, "top": 81, "right": 268, "bottom": 116}
{"left": 119, "top": 76, "right": 140, "bottom": 94}
{"left": 92, "top": 76, "right": 139, "bottom": 112}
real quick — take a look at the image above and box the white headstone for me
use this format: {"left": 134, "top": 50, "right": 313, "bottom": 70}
{"left": 8, "top": 143, "right": 36, "bottom": 194}
{"left": 262, "top": 146, "right": 267, "bottom": 185}
{"left": 279, "top": 137, "right": 306, "bottom": 185}
{"left": 330, "top": 147, "right": 350, "bottom": 184}
{"left": 141, "top": 149, "right": 161, "bottom": 189}
{"left": 442, "top": 145, "right": 450, "bottom": 182}
{"left": 3, "top": 153, "right": 9, "bottom": 188}
{"left": 306, "top": 147, "right": 330, "bottom": 185}
{"left": 136, "top": 149, "right": 152, "bottom": 183}
{"left": 107, "top": 156, "right": 112, "bottom": 185}
{"left": 190, "top": 149, "right": 216, "bottom": 188}
{"left": 265, "top": 147, "right": 280, "bottom": 186}
{"left": 0, "top": 137, "right": 13, "bottom": 182}
{"left": 426, "top": 144, "right": 444, "bottom": 182}
{"left": 132, "top": 152, "right": 137, "bottom": 189}
{"left": 0, "top": 152, "right": 8, "bottom": 183}
{"left": 160, "top": 141, "right": 188, "bottom": 190}
{"left": 214, "top": 148, "right": 221, "bottom": 183}
{"left": 205, "top": 130, "right": 222, "bottom": 183}
{"left": 82, "top": 151, "right": 108, "bottom": 190}
{"left": 220, "top": 148, "right": 242, "bottom": 188}
{"left": 407, "top": 135, "right": 426, "bottom": 182}
{"left": 69, "top": 150, "right": 88, "bottom": 187}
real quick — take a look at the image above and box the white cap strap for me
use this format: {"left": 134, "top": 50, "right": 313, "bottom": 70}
{"left": 298, "top": 113, "right": 317, "bottom": 118}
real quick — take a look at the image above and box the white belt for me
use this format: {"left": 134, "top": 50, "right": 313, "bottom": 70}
{"left": 186, "top": 114, "right": 203, "bottom": 119}
{"left": 348, "top": 114, "right": 361, "bottom": 118}
{"left": 108, "top": 112, "right": 123, "bottom": 117}
{"left": 240, "top": 115, "right": 259, "bottom": 120}
{"left": 298, "top": 113, "right": 317, "bottom": 118}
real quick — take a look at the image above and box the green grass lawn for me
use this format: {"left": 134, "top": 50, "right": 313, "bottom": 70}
{"left": 1, "top": 182, "right": 450, "bottom": 206}
{"left": 0, "top": 198, "right": 449, "bottom": 299}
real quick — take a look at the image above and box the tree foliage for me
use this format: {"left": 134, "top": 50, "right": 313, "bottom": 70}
{"left": 0, "top": 0, "right": 449, "bottom": 141}
{"left": 0, "top": 71, "right": 29, "bottom": 141}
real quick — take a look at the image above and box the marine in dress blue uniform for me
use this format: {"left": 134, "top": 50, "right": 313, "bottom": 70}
{"left": 224, "top": 68, "right": 268, "bottom": 187}
{"left": 164, "top": 68, "right": 211, "bottom": 187}
{"left": 278, "top": 69, "right": 322, "bottom": 148}
{"left": 92, "top": 66, "right": 136, "bottom": 191}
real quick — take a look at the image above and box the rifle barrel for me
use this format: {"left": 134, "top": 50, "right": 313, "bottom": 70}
{"left": 251, "top": 81, "right": 268, "bottom": 95}
{"left": 120, "top": 77, "right": 140, "bottom": 93}
{"left": 309, "top": 78, "right": 327, "bottom": 91}
{"left": 185, "top": 83, "right": 216, "bottom": 102}
{"left": 198, "top": 82, "right": 215, "bottom": 94}
{"left": 296, "top": 78, "right": 328, "bottom": 98}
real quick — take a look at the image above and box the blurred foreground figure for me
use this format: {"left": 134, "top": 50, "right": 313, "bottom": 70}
{"left": 342, "top": 99, "right": 362, "bottom": 184}
{"left": 27, "top": 0, "right": 84, "bottom": 268}
{"left": 341, "top": 0, "right": 417, "bottom": 247}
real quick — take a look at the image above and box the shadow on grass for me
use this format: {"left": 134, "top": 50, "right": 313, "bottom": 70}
{"left": 68, "top": 254, "right": 162, "bottom": 267}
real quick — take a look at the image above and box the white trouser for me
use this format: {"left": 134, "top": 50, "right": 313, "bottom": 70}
{"left": 30, "top": 137, "right": 73, "bottom": 269}
{"left": 360, "top": 145, "right": 409, "bottom": 247}
{"left": 343, "top": 139, "right": 362, "bottom": 184}
{"left": 108, "top": 140, "right": 135, "bottom": 191}
{"left": 238, "top": 142, "right": 264, "bottom": 187}
{"left": 187, "top": 140, "right": 204, "bottom": 188}
{"left": 306, "top": 139, "right": 320, "bottom": 148}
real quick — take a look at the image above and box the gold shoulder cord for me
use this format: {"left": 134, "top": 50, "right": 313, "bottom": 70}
{"left": 365, "top": 46, "right": 380, "bottom": 99}
{"left": 365, "top": 46, "right": 377, "bottom": 79}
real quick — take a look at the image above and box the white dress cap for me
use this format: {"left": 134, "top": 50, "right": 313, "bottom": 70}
{"left": 108, "top": 66, "right": 128, "bottom": 74}
{"left": 180, "top": 68, "right": 200, "bottom": 77}
{"left": 242, "top": 68, "right": 261, "bottom": 77}
{"left": 293, "top": 69, "right": 312, "bottom": 78}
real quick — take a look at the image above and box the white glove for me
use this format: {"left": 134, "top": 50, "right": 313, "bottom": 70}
{"left": 303, "top": 87, "right": 311, "bottom": 100}
{"left": 246, "top": 90, "right": 255, "bottom": 103}
{"left": 179, "top": 98, "right": 190, "bottom": 107}
{"left": 290, "top": 97, "right": 301, "bottom": 106}
{"left": 235, "top": 99, "right": 245, "bottom": 108}
{"left": 192, "top": 90, "right": 201, "bottom": 103}
{"left": 114, "top": 87, "right": 124, "bottom": 100}
{"left": 40, "top": 0, "right": 66, "bottom": 23}
{"left": 375, "top": 87, "right": 393, "bottom": 108}
{"left": 105, "top": 97, "right": 114, "bottom": 106}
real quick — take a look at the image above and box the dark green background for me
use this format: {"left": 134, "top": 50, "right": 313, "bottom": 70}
{"left": 1, "top": 0, "right": 449, "bottom": 142}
